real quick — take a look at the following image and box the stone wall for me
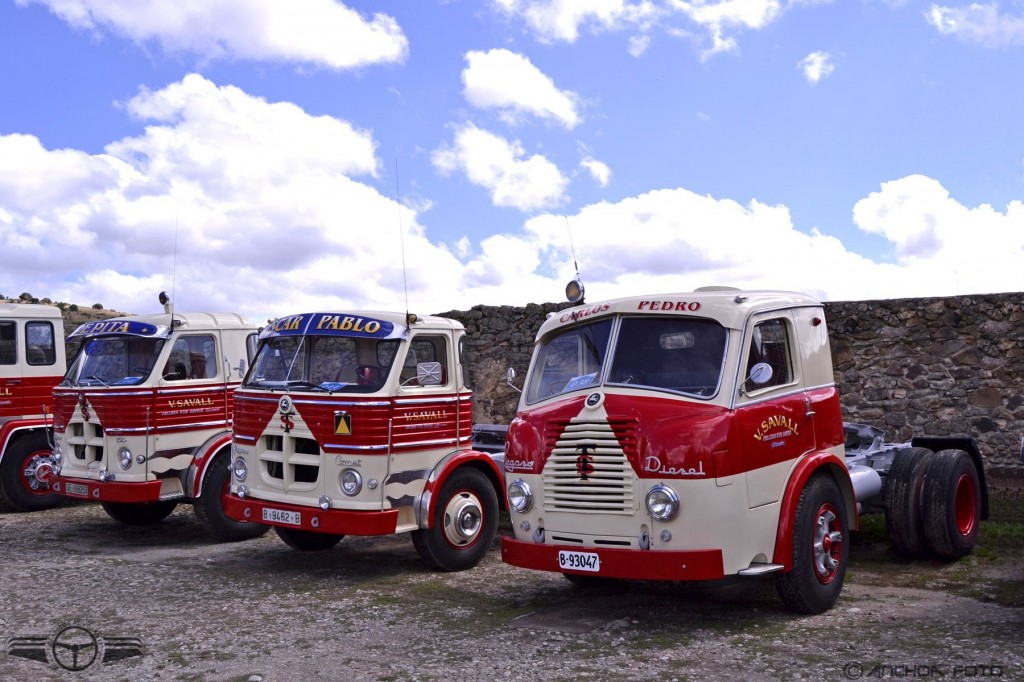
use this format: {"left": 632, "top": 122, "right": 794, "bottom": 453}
{"left": 441, "top": 292, "right": 1024, "bottom": 478}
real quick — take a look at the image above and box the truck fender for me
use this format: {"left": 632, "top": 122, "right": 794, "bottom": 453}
{"left": 910, "top": 435, "right": 990, "bottom": 520}
{"left": 186, "top": 431, "right": 232, "bottom": 499}
{"left": 771, "top": 451, "right": 857, "bottom": 571}
{"left": 414, "top": 449, "right": 507, "bottom": 529}
{"left": 0, "top": 420, "right": 50, "bottom": 460}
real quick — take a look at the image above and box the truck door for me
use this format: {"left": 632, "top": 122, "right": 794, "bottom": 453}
{"left": 0, "top": 318, "right": 21, "bottom": 417}
{"left": 735, "top": 312, "right": 816, "bottom": 508}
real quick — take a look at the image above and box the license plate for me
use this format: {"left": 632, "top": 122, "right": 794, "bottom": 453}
{"left": 65, "top": 482, "right": 89, "bottom": 497}
{"left": 558, "top": 550, "right": 600, "bottom": 572}
{"left": 262, "top": 507, "right": 301, "bottom": 526}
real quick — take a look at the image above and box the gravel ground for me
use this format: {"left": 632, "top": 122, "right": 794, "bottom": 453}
{"left": 2, "top": 502, "right": 1022, "bottom": 682}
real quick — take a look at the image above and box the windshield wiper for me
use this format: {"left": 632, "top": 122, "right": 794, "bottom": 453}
{"left": 285, "top": 380, "right": 329, "bottom": 392}
{"left": 85, "top": 375, "right": 110, "bottom": 387}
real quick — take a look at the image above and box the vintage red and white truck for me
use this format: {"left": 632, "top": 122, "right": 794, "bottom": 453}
{"left": 0, "top": 302, "right": 65, "bottom": 511}
{"left": 500, "top": 285, "right": 988, "bottom": 613}
{"left": 222, "top": 310, "right": 506, "bottom": 570}
{"left": 46, "top": 295, "right": 268, "bottom": 541}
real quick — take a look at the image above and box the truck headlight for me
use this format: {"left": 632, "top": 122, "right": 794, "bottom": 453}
{"left": 118, "top": 448, "right": 133, "bottom": 470}
{"left": 52, "top": 445, "right": 63, "bottom": 465}
{"left": 507, "top": 479, "right": 533, "bottom": 513}
{"left": 340, "top": 469, "right": 362, "bottom": 496}
{"left": 232, "top": 457, "right": 248, "bottom": 482}
{"left": 645, "top": 485, "right": 680, "bottom": 521}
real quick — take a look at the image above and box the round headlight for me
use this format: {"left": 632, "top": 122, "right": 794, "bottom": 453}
{"left": 645, "top": 484, "right": 680, "bottom": 522}
{"left": 340, "top": 469, "right": 362, "bottom": 496}
{"left": 507, "top": 479, "right": 533, "bottom": 513}
{"left": 232, "top": 457, "right": 248, "bottom": 482}
{"left": 52, "top": 445, "right": 63, "bottom": 464}
{"left": 118, "top": 447, "right": 133, "bottom": 470}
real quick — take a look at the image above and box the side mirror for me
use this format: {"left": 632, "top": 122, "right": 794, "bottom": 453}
{"left": 747, "top": 362, "right": 774, "bottom": 386}
{"left": 416, "top": 362, "right": 443, "bottom": 386}
{"left": 506, "top": 367, "right": 522, "bottom": 393}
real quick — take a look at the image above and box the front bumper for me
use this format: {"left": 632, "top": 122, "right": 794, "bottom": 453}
{"left": 501, "top": 536, "right": 725, "bottom": 581}
{"left": 50, "top": 476, "right": 162, "bottom": 503}
{"left": 223, "top": 494, "right": 400, "bottom": 536}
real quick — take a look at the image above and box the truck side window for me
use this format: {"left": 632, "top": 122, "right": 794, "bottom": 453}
{"left": 163, "top": 335, "right": 218, "bottom": 381}
{"left": 745, "top": 318, "right": 793, "bottom": 391}
{"left": 402, "top": 336, "right": 448, "bottom": 386}
{"left": 25, "top": 321, "right": 56, "bottom": 366}
{"left": 0, "top": 321, "right": 16, "bottom": 365}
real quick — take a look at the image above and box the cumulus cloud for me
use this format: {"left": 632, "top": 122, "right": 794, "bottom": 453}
{"left": 0, "top": 74, "right": 465, "bottom": 318}
{"left": 491, "top": 0, "right": 660, "bottom": 43}
{"left": 798, "top": 51, "right": 835, "bottom": 84}
{"left": 462, "top": 49, "right": 582, "bottom": 128}
{"left": 14, "top": 0, "right": 409, "bottom": 68}
{"left": 431, "top": 123, "right": 569, "bottom": 212}
{"left": 852, "top": 176, "right": 1024, "bottom": 299}
{"left": 492, "top": 0, "right": 826, "bottom": 60}
{"left": 925, "top": 3, "right": 1024, "bottom": 47}
{"left": 580, "top": 157, "right": 612, "bottom": 186}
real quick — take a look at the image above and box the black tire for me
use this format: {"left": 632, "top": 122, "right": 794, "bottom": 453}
{"left": 193, "top": 452, "right": 270, "bottom": 542}
{"left": 775, "top": 473, "right": 849, "bottom": 615}
{"left": 274, "top": 526, "right": 344, "bottom": 551}
{"left": 884, "top": 447, "right": 934, "bottom": 558}
{"left": 101, "top": 500, "right": 178, "bottom": 525}
{"left": 412, "top": 467, "right": 498, "bottom": 572}
{"left": 0, "top": 432, "right": 65, "bottom": 512}
{"left": 922, "top": 449, "right": 981, "bottom": 560}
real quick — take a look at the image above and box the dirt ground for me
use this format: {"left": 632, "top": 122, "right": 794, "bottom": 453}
{"left": 1, "top": 502, "right": 1021, "bottom": 682}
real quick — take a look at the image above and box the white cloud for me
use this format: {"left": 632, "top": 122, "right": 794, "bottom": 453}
{"left": 491, "top": 0, "right": 660, "bottom": 43}
{"left": 798, "top": 51, "right": 835, "bottom": 84}
{"left": 580, "top": 157, "right": 612, "bottom": 186}
{"left": 925, "top": 3, "right": 1024, "bottom": 47}
{"left": 462, "top": 49, "right": 582, "bottom": 128}
{"left": 852, "top": 176, "right": 1024, "bottom": 299}
{"left": 431, "top": 123, "right": 569, "bottom": 212}
{"left": 0, "top": 74, "right": 467, "bottom": 319}
{"left": 14, "top": 0, "right": 408, "bottom": 68}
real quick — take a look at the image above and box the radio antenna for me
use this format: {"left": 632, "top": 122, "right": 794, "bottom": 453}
{"left": 395, "top": 159, "right": 410, "bottom": 325}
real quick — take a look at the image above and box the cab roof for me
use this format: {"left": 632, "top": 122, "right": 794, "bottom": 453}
{"left": 0, "top": 303, "right": 63, "bottom": 320}
{"left": 68, "top": 311, "right": 256, "bottom": 339}
{"left": 537, "top": 288, "right": 823, "bottom": 339}
{"left": 258, "top": 311, "right": 464, "bottom": 341}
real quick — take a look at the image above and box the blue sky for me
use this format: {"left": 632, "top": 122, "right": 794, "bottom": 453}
{"left": 1, "top": 0, "right": 1023, "bottom": 321}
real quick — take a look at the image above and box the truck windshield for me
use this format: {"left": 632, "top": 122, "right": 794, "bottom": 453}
{"left": 525, "top": 316, "right": 728, "bottom": 403}
{"left": 245, "top": 335, "right": 402, "bottom": 394}
{"left": 63, "top": 336, "right": 166, "bottom": 387}
{"left": 606, "top": 317, "right": 727, "bottom": 398}
{"left": 525, "top": 319, "right": 613, "bottom": 403}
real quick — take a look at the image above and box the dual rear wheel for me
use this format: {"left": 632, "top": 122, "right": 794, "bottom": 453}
{"left": 885, "top": 448, "right": 981, "bottom": 560}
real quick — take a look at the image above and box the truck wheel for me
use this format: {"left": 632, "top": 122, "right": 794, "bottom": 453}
{"left": 922, "top": 449, "right": 981, "bottom": 560}
{"left": 274, "top": 527, "right": 344, "bottom": 551}
{"left": 193, "top": 452, "right": 270, "bottom": 542}
{"left": 101, "top": 500, "right": 178, "bottom": 525}
{"left": 0, "top": 432, "right": 65, "bottom": 512}
{"left": 884, "top": 447, "right": 933, "bottom": 558}
{"left": 412, "top": 467, "right": 498, "bottom": 572}
{"left": 775, "top": 473, "right": 849, "bottom": 615}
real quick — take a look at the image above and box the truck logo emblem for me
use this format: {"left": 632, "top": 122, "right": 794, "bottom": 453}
{"left": 576, "top": 445, "right": 596, "bottom": 480}
{"left": 78, "top": 394, "right": 90, "bottom": 422}
{"left": 334, "top": 411, "right": 352, "bottom": 436}
{"left": 280, "top": 414, "right": 294, "bottom": 433}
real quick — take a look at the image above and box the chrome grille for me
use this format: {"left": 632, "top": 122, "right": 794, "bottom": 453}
{"left": 541, "top": 419, "right": 636, "bottom": 514}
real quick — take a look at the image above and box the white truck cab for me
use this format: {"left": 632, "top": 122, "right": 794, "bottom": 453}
{"left": 47, "top": 297, "right": 267, "bottom": 541}
{"left": 223, "top": 310, "right": 506, "bottom": 570}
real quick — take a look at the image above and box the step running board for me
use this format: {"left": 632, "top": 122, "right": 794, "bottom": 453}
{"left": 737, "top": 563, "right": 784, "bottom": 576}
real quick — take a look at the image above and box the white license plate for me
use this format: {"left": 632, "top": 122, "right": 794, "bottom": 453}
{"left": 262, "top": 507, "right": 301, "bottom": 526}
{"left": 65, "top": 482, "right": 89, "bottom": 497}
{"left": 558, "top": 550, "right": 600, "bottom": 572}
